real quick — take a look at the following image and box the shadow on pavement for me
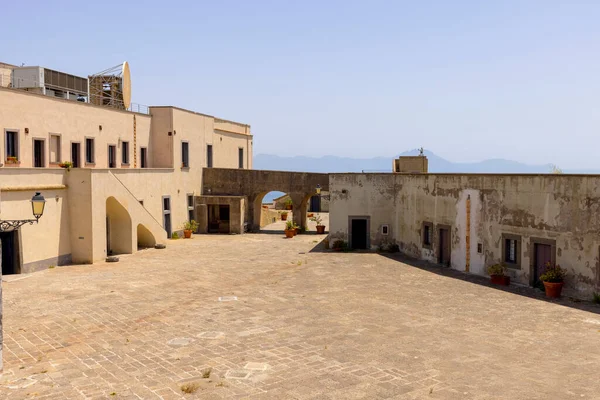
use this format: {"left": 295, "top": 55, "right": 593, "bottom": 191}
{"left": 308, "top": 242, "right": 600, "bottom": 315}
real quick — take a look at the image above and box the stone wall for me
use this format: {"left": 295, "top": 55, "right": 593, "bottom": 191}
{"left": 329, "top": 173, "right": 600, "bottom": 297}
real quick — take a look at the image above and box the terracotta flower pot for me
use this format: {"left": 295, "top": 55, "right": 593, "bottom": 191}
{"left": 293, "top": 228, "right": 298, "bottom": 236}
{"left": 285, "top": 229, "right": 295, "bottom": 238}
{"left": 490, "top": 275, "right": 510, "bottom": 286}
{"left": 184, "top": 230, "right": 192, "bottom": 239}
{"left": 281, "top": 214, "right": 288, "bottom": 221}
{"left": 543, "top": 281, "right": 564, "bottom": 298}
{"left": 316, "top": 225, "right": 326, "bottom": 234}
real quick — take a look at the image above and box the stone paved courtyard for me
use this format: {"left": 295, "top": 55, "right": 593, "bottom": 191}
{"left": 2, "top": 233, "right": 600, "bottom": 399}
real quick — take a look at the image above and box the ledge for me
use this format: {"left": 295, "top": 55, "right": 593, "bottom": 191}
{"left": 1, "top": 184, "right": 67, "bottom": 191}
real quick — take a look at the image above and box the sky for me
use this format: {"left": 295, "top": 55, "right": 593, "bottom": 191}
{"left": 2, "top": 1, "right": 599, "bottom": 168}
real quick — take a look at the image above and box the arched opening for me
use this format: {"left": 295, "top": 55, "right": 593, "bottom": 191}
{"left": 106, "top": 197, "right": 133, "bottom": 255}
{"left": 303, "top": 192, "right": 329, "bottom": 234}
{"left": 255, "top": 191, "right": 293, "bottom": 233}
{"left": 137, "top": 224, "right": 156, "bottom": 249}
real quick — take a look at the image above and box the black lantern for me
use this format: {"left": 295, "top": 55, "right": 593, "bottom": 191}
{"left": 0, "top": 192, "right": 46, "bottom": 232}
{"left": 31, "top": 192, "right": 46, "bottom": 220}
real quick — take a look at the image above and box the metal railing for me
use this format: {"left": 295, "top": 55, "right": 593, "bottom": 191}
{"left": 127, "top": 103, "right": 150, "bottom": 114}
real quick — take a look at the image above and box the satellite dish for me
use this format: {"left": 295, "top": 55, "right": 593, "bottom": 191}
{"left": 122, "top": 61, "right": 131, "bottom": 109}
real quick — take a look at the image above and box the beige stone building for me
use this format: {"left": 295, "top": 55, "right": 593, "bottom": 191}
{"left": 329, "top": 156, "right": 600, "bottom": 297}
{"left": 0, "top": 84, "right": 252, "bottom": 273}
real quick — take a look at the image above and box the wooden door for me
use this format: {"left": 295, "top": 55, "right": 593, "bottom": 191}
{"left": 439, "top": 228, "right": 451, "bottom": 266}
{"left": 534, "top": 243, "right": 552, "bottom": 282}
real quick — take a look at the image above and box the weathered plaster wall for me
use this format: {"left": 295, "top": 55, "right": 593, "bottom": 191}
{"left": 330, "top": 173, "right": 600, "bottom": 296}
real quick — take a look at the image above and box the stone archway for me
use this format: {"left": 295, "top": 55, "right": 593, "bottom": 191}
{"left": 137, "top": 224, "right": 156, "bottom": 249}
{"left": 106, "top": 197, "right": 133, "bottom": 255}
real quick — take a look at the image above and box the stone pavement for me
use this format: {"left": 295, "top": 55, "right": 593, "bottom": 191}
{"left": 1, "top": 233, "right": 600, "bottom": 399}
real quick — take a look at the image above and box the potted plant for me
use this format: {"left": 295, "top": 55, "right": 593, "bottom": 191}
{"left": 539, "top": 262, "right": 566, "bottom": 298}
{"left": 487, "top": 263, "right": 510, "bottom": 286}
{"left": 310, "top": 215, "right": 326, "bottom": 234}
{"left": 293, "top": 222, "right": 300, "bottom": 236}
{"left": 6, "top": 156, "right": 18, "bottom": 164}
{"left": 284, "top": 220, "right": 295, "bottom": 238}
{"left": 281, "top": 211, "right": 288, "bottom": 221}
{"left": 182, "top": 220, "right": 198, "bottom": 238}
{"left": 285, "top": 199, "right": 293, "bottom": 210}
{"left": 58, "top": 161, "right": 73, "bottom": 170}
{"left": 332, "top": 240, "right": 347, "bottom": 251}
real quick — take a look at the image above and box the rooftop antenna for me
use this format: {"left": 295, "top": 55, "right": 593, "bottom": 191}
{"left": 419, "top": 147, "right": 424, "bottom": 156}
{"left": 88, "top": 62, "right": 131, "bottom": 110}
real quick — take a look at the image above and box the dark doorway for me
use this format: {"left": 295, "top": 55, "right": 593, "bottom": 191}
{"left": 309, "top": 195, "right": 321, "bottom": 212}
{"left": 140, "top": 147, "right": 148, "bottom": 168}
{"left": 533, "top": 243, "right": 552, "bottom": 283}
{"left": 33, "top": 139, "right": 45, "bottom": 167}
{"left": 208, "top": 204, "right": 231, "bottom": 233}
{"left": 108, "top": 145, "right": 117, "bottom": 168}
{"left": 438, "top": 227, "right": 451, "bottom": 266}
{"left": 350, "top": 218, "right": 368, "bottom": 249}
{"left": 0, "top": 230, "right": 21, "bottom": 275}
{"left": 162, "top": 196, "right": 172, "bottom": 238}
{"left": 71, "top": 142, "right": 81, "bottom": 167}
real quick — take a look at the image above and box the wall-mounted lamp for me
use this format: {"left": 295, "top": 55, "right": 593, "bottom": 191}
{"left": 316, "top": 184, "right": 330, "bottom": 200}
{"left": 24, "top": 128, "right": 29, "bottom": 134}
{"left": 99, "top": 125, "right": 103, "bottom": 131}
{"left": 0, "top": 192, "right": 46, "bottom": 232}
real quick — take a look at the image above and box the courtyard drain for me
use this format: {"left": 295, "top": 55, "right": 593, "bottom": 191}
{"left": 225, "top": 369, "right": 251, "bottom": 380}
{"left": 167, "top": 337, "right": 194, "bottom": 346}
{"left": 218, "top": 296, "right": 238, "bottom": 302}
{"left": 197, "top": 331, "right": 224, "bottom": 339}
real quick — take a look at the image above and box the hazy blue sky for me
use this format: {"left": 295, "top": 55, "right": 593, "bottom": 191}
{"left": 2, "top": 1, "right": 599, "bottom": 168}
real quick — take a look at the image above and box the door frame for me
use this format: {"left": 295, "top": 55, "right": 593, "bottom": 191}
{"left": 529, "top": 237, "right": 556, "bottom": 286}
{"left": 437, "top": 224, "right": 451, "bottom": 266}
{"left": 348, "top": 215, "right": 370, "bottom": 250}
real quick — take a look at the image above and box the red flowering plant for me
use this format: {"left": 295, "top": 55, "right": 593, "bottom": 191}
{"left": 539, "top": 262, "right": 566, "bottom": 283}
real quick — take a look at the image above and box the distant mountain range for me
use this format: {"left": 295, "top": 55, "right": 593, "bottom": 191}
{"left": 255, "top": 150, "right": 600, "bottom": 174}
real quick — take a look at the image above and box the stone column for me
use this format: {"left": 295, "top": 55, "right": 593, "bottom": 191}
{"left": 290, "top": 193, "right": 308, "bottom": 231}
{"left": 196, "top": 204, "right": 208, "bottom": 234}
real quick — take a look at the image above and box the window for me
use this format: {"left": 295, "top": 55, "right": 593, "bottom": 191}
{"left": 85, "top": 138, "right": 95, "bottom": 164}
{"left": 477, "top": 243, "right": 483, "bottom": 254}
{"left": 207, "top": 144, "right": 213, "bottom": 168}
{"left": 49, "top": 134, "right": 61, "bottom": 163}
{"left": 238, "top": 147, "right": 244, "bottom": 169}
{"left": 5, "top": 131, "right": 18, "bottom": 161}
{"left": 140, "top": 147, "right": 148, "bottom": 168}
{"left": 108, "top": 145, "right": 117, "bottom": 168}
{"left": 182, "top": 142, "right": 189, "bottom": 168}
{"left": 187, "top": 194, "right": 195, "bottom": 222}
{"left": 122, "top": 141, "right": 130, "bottom": 164}
{"left": 33, "top": 139, "right": 45, "bottom": 167}
{"left": 502, "top": 234, "right": 521, "bottom": 268}
{"left": 505, "top": 239, "right": 517, "bottom": 263}
{"left": 381, "top": 225, "right": 389, "bottom": 235}
{"left": 422, "top": 221, "right": 433, "bottom": 248}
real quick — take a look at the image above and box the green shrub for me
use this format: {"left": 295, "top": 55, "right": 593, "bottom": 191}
{"left": 171, "top": 232, "right": 179, "bottom": 239}
{"left": 539, "top": 263, "right": 566, "bottom": 283}
{"left": 487, "top": 263, "right": 506, "bottom": 276}
{"left": 593, "top": 292, "right": 600, "bottom": 304}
